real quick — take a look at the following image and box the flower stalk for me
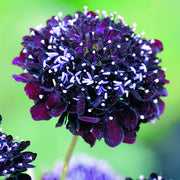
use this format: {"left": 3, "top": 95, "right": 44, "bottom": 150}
{"left": 60, "top": 135, "right": 78, "bottom": 180}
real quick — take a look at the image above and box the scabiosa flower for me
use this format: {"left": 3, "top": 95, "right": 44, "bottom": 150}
{"left": 13, "top": 7, "right": 168, "bottom": 147}
{"left": 125, "top": 172, "right": 168, "bottom": 180}
{"left": 0, "top": 115, "right": 36, "bottom": 179}
{"left": 42, "top": 153, "right": 123, "bottom": 180}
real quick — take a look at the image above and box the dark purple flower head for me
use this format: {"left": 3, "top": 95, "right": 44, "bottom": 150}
{"left": 42, "top": 153, "right": 123, "bottom": 180}
{"left": 126, "top": 172, "right": 168, "bottom": 180}
{"left": 13, "top": 7, "right": 168, "bottom": 147}
{"left": 0, "top": 116, "right": 36, "bottom": 179}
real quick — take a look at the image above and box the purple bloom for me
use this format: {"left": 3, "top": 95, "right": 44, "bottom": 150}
{"left": 126, "top": 172, "right": 168, "bottom": 180}
{"left": 42, "top": 153, "right": 123, "bottom": 180}
{"left": 0, "top": 115, "right": 36, "bottom": 179}
{"left": 13, "top": 7, "right": 168, "bottom": 147}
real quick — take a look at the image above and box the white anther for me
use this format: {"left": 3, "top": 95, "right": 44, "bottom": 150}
{"left": 58, "top": 12, "right": 63, "bottom": 19}
{"left": 154, "top": 79, "right": 159, "bottom": 83}
{"left": 92, "top": 50, "right": 96, "bottom": 54}
{"left": 132, "top": 53, "right": 136, "bottom": 57}
{"left": 39, "top": 94, "right": 43, "bottom": 99}
{"left": 61, "top": 37, "right": 65, "bottom": 41}
{"left": 31, "top": 31, "right": 35, "bottom": 36}
{"left": 111, "top": 61, "right": 115, "bottom": 65}
{"left": 140, "top": 31, "right": 145, "bottom": 36}
{"left": 63, "top": 90, "right": 67, "bottom": 93}
{"left": 150, "top": 39, "right": 155, "bottom": 44}
{"left": 87, "top": 96, "right": 91, "bottom": 100}
{"left": 162, "top": 68, "right": 166, "bottom": 71}
{"left": 108, "top": 40, "right": 111, "bottom": 44}
{"left": 117, "top": 45, "right": 121, "bottom": 48}
{"left": 28, "top": 54, "right": 33, "bottom": 59}
{"left": 101, "top": 103, "right": 105, "bottom": 106}
{"left": 138, "top": 39, "right": 143, "bottom": 44}
{"left": 88, "top": 109, "right": 92, "bottom": 113}
{"left": 48, "top": 69, "right": 52, "bottom": 73}
{"left": 109, "top": 116, "right": 113, "bottom": 120}
{"left": 103, "top": 47, "right": 107, "bottom": 51}
{"left": 79, "top": 42, "right": 83, "bottom": 46}
{"left": 124, "top": 90, "right": 129, "bottom": 97}
{"left": 145, "top": 89, "right": 149, "bottom": 93}
{"left": 132, "top": 23, "right": 137, "bottom": 31}
{"left": 153, "top": 99, "right": 158, "bottom": 104}
{"left": 140, "top": 115, "right": 145, "bottom": 119}
{"left": 52, "top": 79, "right": 56, "bottom": 87}
{"left": 153, "top": 70, "right": 158, "bottom": 73}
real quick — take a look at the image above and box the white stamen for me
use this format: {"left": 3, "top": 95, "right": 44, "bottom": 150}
{"left": 92, "top": 50, "right": 96, "bottom": 54}
{"left": 31, "top": 31, "right": 35, "bottom": 36}
{"left": 154, "top": 79, "right": 159, "bottom": 83}
{"left": 117, "top": 44, "right": 121, "bottom": 48}
{"left": 52, "top": 79, "right": 56, "bottom": 87}
{"left": 58, "top": 12, "right": 63, "bottom": 19}
{"left": 63, "top": 90, "right": 67, "bottom": 93}
{"left": 39, "top": 94, "right": 44, "bottom": 99}
{"left": 153, "top": 99, "right": 158, "bottom": 104}
{"left": 101, "top": 103, "right": 105, "bottom": 106}
{"left": 109, "top": 116, "right": 113, "bottom": 120}
{"left": 140, "top": 115, "right": 145, "bottom": 119}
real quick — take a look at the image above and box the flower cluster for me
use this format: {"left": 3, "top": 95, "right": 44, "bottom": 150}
{"left": 13, "top": 7, "right": 168, "bottom": 147}
{"left": 0, "top": 115, "right": 36, "bottom": 179}
{"left": 126, "top": 172, "right": 167, "bottom": 180}
{"left": 42, "top": 153, "right": 123, "bottom": 180}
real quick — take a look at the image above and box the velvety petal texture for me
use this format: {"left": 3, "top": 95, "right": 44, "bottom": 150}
{"left": 13, "top": 7, "right": 168, "bottom": 147}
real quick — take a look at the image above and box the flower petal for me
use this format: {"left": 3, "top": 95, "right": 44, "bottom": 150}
{"left": 79, "top": 116, "right": 101, "bottom": 123}
{"left": 12, "top": 74, "right": 36, "bottom": 83}
{"left": 115, "top": 106, "right": 138, "bottom": 129}
{"left": 92, "top": 121, "right": 105, "bottom": 140}
{"left": 24, "top": 81, "right": 41, "bottom": 100}
{"left": 104, "top": 119, "right": 124, "bottom": 147}
{"left": 83, "top": 132, "right": 96, "bottom": 147}
{"left": 77, "top": 96, "right": 85, "bottom": 115}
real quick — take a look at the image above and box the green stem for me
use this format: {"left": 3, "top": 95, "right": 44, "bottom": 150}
{"left": 59, "top": 135, "right": 78, "bottom": 180}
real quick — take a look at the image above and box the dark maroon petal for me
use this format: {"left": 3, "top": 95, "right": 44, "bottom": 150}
{"left": 115, "top": 106, "right": 138, "bottom": 129}
{"left": 149, "top": 173, "right": 158, "bottom": 179}
{"left": 92, "top": 121, "right": 105, "bottom": 140}
{"left": 77, "top": 96, "right": 85, "bottom": 115}
{"left": 13, "top": 74, "right": 36, "bottom": 83}
{"left": 123, "top": 137, "right": 136, "bottom": 144}
{"left": 30, "top": 102, "right": 51, "bottom": 120}
{"left": 19, "top": 141, "right": 30, "bottom": 151}
{"left": 104, "top": 119, "right": 124, "bottom": 147}
{"left": 87, "top": 11, "right": 96, "bottom": 17}
{"left": 12, "top": 57, "right": 24, "bottom": 66}
{"left": 79, "top": 116, "right": 101, "bottom": 123}
{"left": 150, "top": 39, "right": 163, "bottom": 53}
{"left": 22, "top": 152, "right": 37, "bottom": 163}
{"left": 24, "top": 81, "right": 41, "bottom": 100}
{"left": 83, "top": 132, "right": 96, "bottom": 147}
{"left": 31, "top": 93, "right": 65, "bottom": 120}
{"left": 49, "top": 101, "right": 67, "bottom": 117}
{"left": 158, "top": 99, "right": 165, "bottom": 115}
{"left": 56, "top": 112, "right": 67, "bottom": 127}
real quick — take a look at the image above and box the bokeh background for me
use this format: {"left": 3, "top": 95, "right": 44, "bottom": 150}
{"left": 0, "top": 0, "right": 180, "bottom": 179}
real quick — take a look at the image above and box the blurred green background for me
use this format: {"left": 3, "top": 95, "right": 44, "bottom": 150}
{"left": 0, "top": 0, "right": 180, "bottom": 179}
